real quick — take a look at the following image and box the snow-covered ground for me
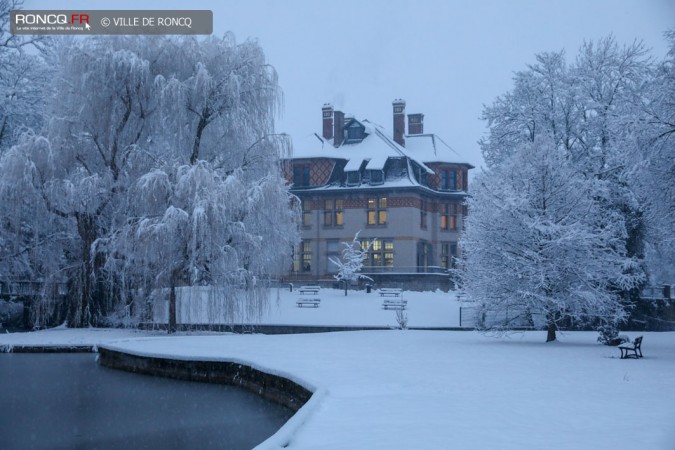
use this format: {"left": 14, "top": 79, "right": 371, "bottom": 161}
{"left": 101, "top": 331, "right": 675, "bottom": 450}
{"left": 0, "top": 325, "right": 163, "bottom": 349}
{"left": 2, "top": 290, "right": 674, "bottom": 449}
{"left": 261, "top": 287, "right": 461, "bottom": 328}
{"left": 153, "top": 287, "right": 465, "bottom": 328}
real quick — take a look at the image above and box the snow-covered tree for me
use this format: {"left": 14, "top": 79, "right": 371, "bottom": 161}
{"left": 329, "top": 232, "right": 372, "bottom": 296}
{"left": 479, "top": 36, "right": 653, "bottom": 320}
{"left": 0, "top": 35, "right": 298, "bottom": 329}
{"left": 102, "top": 162, "right": 298, "bottom": 332}
{"left": 94, "top": 36, "right": 297, "bottom": 332}
{"left": 0, "top": 0, "right": 52, "bottom": 151}
{"left": 459, "top": 138, "right": 643, "bottom": 342}
{"left": 633, "top": 30, "right": 675, "bottom": 283}
{"left": 0, "top": 133, "right": 76, "bottom": 327}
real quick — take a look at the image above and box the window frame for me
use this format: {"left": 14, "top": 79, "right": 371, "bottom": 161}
{"left": 367, "top": 196, "right": 387, "bottom": 226}
{"left": 302, "top": 199, "right": 312, "bottom": 227}
{"left": 440, "top": 203, "right": 458, "bottom": 231}
{"left": 293, "top": 164, "right": 311, "bottom": 187}
{"left": 362, "top": 238, "right": 394, "bottom": 267}
{"left": 440, "top": 168, "right": 457, "bottom": 191}
{"left": 323, "top": 199, "right": 344, "bottom": 227}
{"left": 293, "top": 240, "right": 312, "bottom": 272}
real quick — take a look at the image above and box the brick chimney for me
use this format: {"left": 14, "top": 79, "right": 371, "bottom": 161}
{"left": 408, "top": 113, "right": 424, "bottom": 135}
{"left": 322, "top": 104, "right": 333, "bottom": 140}
{"left": 333, "top": 110, "right": 345, "bottom": 147}
{"left": 393, "top": 99, "right": 406, "bottom": 146}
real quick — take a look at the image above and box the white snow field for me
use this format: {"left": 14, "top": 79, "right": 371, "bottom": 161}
{"left": 1, "top": 289, "right": 674, "bottom": 449}
{"left": 152, "top": 287, "right": 465, "bottom": 328}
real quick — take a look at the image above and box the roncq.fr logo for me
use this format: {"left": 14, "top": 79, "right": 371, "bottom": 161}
{"left": 14, "top": 13, "right": 91, "bottom": 28}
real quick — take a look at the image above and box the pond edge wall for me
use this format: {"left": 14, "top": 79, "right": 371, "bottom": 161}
{"left": 97, "top": 347, "right": 312, "bottom": 413}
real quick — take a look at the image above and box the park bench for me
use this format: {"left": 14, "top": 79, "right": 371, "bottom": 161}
{"left": 296, "top": 298, "right": 321, "bottom": 308}
{"left": 382, "top": 298, "right": 407, "bottom": 310}
{"left": 378, "top": 288, "right": 402, "bottom": 298}
{"left": 296, "top": 285, "right": 321, "bottom": 308}
{"left": 618, "top": 336, "right": 643, "bottom": 359}
{"left": 298, "top": 285, "right": 321, "bottom": 295}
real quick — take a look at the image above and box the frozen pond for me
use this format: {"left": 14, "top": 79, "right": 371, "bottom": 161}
{"left": 0, "top": 353, "right": 293, "bottom": 449}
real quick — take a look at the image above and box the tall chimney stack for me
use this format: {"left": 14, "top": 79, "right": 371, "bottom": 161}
{"left": 322, "top": 104, "right": 334, "bottom": 140}
{"left": 333, "top": 110, "right": 345, "bottom": 147}
{"left": 393, "top": 99, "right": 406, "bottom": 146}
{"left": 408, "top": 113, "right": 424, "bottom": 135}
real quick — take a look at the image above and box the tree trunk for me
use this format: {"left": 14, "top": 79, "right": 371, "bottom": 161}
{"left": 189, "top": 112, "right": 209, "bottom": 165}
{"left": 546, "top": 321, "right": 557, "bottom": 342}
{"left": 168, "top": 276, "right": 177, "bottom": 334}
{"left": 344, "top": 280, "right": 348, "bottom": 296}
{"left": 68, "top": 213, "right": 97, "bottom": 327}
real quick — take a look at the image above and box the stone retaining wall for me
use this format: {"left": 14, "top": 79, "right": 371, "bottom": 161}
{"left": 97, "top": 347, "right": 312, "bottom": 413}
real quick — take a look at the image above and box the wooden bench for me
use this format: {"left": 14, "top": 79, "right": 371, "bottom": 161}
{"left": 618, "top": 336, "right": 643, "bottom": 359}
{"left": 382, "top": 299, "right": 407, "bottom": 310}
{"left": 379, "top": 288, "right": 402, "bottom": 298}
{"left": 296, "top": 298, "right": 321, "bottom": 308}
{"left": 298, "top": 285, "right": 321, "bottom": 295}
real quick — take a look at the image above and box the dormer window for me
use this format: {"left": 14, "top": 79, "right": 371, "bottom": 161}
{"left": 440, "top": 169, "right": 457, "bottom": 191}
{"left": 344, "top": 120, "right": 366, "bottom": 144}
{"left": 369, "top": 170, "right": 384, "bottom": 185}
{"left": 293, "top": 164, "right": 311, "bottom": 187}
{"left": 346, "top": 171, "right": 361, "bottom": 186}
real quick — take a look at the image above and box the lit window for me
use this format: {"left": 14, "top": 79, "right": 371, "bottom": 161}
{"left": 441, "top": 204, "right": 458, "bottom": 231}
{"left": 293, "top": 240, "right": 312, "bottom": 272}
{"left": 302, "top": 241, "right": 312, "bottom": 272}
{"left": 302, "top": 199, "right": 311, "bottom": 227}
{"left": 362, "top": 238, "right": 394, "bottom": 267}
{"left": 323, "top": 199, "right": 344, "bottom": 227}
{"left": 367, "top": 197, "right": 387, "bottom": 226}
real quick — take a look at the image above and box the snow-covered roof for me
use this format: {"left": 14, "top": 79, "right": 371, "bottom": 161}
{"left": 404, "top": 133, "right": 475, "bottom": 167}
{"left": 289, "top": 119, "right": 435, "bottom": 174}
{"left": 289, "top": 133, "right": 345, "bottom": 160}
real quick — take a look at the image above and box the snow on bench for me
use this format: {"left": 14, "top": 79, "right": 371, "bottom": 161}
{"left": 618, "top": 336, "right": 643, "bottom": 359}
{"left": 296, "top": 298, "right": 321, "bottom": 308}
{"left": 382, "top": 299, "right": 407, "bottom": 310}
{"left": 296, "top": 286, "right": 321, "bottom": 308}
{"left": 378, "top": 288, "right": 402, "bottom": 298}
{"left": 298, "top": 285, "right": 321, "bottom": 295}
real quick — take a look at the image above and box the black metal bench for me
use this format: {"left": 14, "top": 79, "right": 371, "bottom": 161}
{"left": 618, "top": 336, "right": 643, "bottom": 359}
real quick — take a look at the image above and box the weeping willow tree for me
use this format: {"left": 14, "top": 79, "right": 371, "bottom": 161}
{"left": 0, "top": 34, "right": 298, "bottom": 328}
{"left": 96, "top": 35, "right": 299, "bottom": 332}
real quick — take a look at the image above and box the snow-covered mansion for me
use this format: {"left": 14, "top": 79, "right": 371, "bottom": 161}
{"left": 282, "top": 100, "right": 473, "bottom": 290}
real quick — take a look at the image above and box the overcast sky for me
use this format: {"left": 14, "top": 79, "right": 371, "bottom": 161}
{"left": 28, "top": 0, "right": 675, "bottom": 168}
